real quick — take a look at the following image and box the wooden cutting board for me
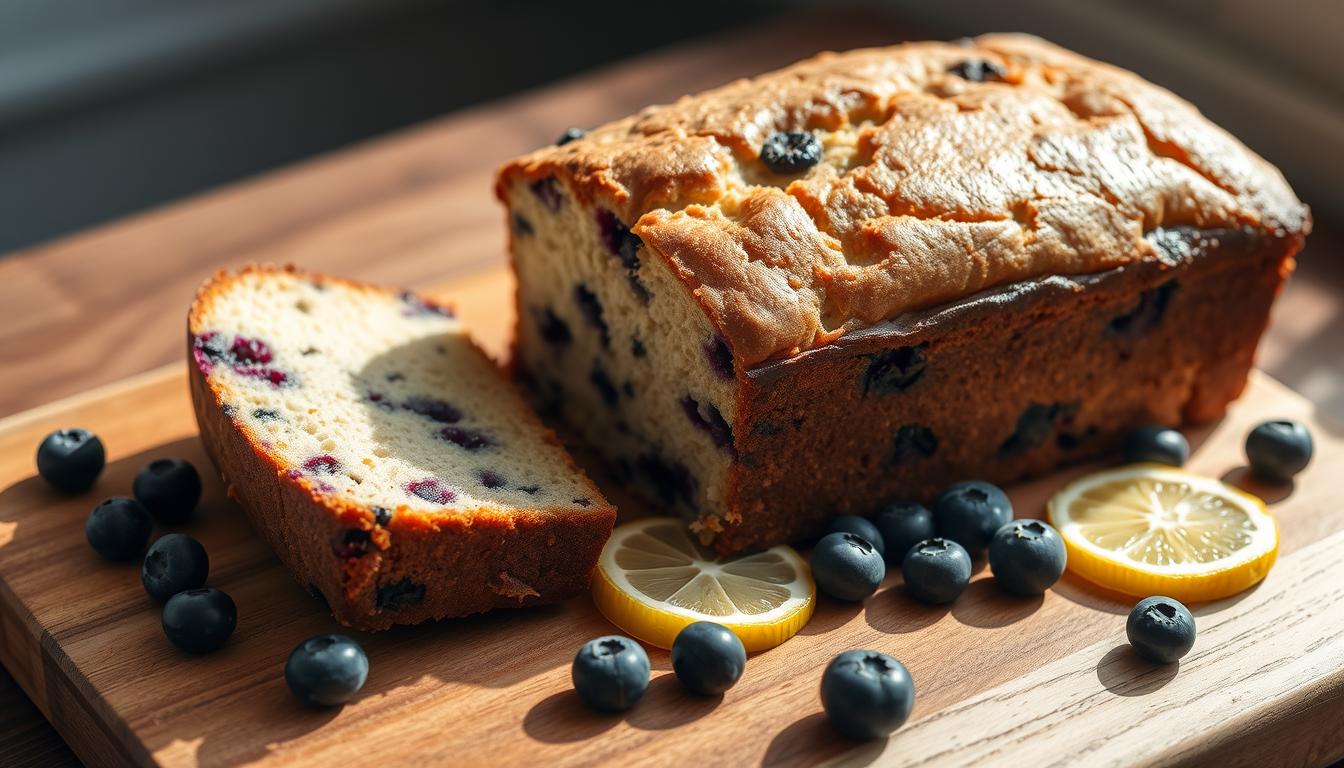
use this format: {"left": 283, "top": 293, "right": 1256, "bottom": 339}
{"left": 1, "top": 266, "right": 1341, "bottom": 768}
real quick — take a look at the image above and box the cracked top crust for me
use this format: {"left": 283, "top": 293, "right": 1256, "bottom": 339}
{"left": 496, "top": 34, "right": 1309, "bottom": 366}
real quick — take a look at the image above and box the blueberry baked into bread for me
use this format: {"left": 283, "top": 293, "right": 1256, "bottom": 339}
{"left": 188, "top": 266, "right": 615, "bottom": 629}
{"left": 497, "top": 34, "right": 1310, "bottom": 554}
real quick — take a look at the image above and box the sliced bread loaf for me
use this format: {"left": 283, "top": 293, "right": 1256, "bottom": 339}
{"left": 188, "top": 265, "right": 615, "bottom": 629}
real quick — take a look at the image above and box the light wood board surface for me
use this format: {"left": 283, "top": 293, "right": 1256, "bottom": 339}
{"left": 0, "top": 266, "right": 1341, "bottom": 768}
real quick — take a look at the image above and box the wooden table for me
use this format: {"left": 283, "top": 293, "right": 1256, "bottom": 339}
{"left": 1, "top": 13, "right": 1341, "bottom": 767}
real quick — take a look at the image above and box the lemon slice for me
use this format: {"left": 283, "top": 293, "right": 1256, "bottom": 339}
{"left": 592, "top": 518, "right": 815, "bottom": 652}
{"left": 1048, "top": 464, "right": 1278, "bottom": 602}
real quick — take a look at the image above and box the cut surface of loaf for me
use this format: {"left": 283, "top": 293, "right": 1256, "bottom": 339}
{"left": 497, "top": 36, "right": 1309, "bottom": 554}
{"left": 188, "top": 265, "right": 615, "bottom": 629}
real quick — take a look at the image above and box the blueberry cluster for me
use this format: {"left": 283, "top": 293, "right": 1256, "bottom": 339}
{"left": 807, "top": 481, "right": 1066, "bottom": 606}
{"left": 571, "top": 623, "right": 746, "bottom": 713}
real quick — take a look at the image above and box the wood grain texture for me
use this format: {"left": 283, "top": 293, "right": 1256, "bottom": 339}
{"left": 0, "top": 265, "right": 1341, "bottom": 767}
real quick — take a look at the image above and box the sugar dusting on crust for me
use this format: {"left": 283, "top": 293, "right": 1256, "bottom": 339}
{"left": 497, "top": 35, "right": 1309, "bottom": 366}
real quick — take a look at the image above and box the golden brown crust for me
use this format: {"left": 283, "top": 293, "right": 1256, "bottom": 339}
{"left": 187, "top": 265, "right": 616, "bottom": 629}
{"left": 496, "top": 35, "right": 1309, "bottom": 366}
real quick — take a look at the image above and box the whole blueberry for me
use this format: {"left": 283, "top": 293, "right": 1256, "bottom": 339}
{"left": 872, "top": 502, "right": 935, "bottom": 566}
{"left": 820, "top": 650, "right": 915, "bottom": 740}
{"left": 162, "top": 588, "right": 237, "bottom": 654}
{"left": 823, "top": 515, "right": 885, "bottom": 558}
{"left": 901, "top": 538, "right": 972, "bottom": 604}
{"left": 1126, "top": 596, "right": 1195, "bottom": 663}
{"left": 812, "top": 532, "right": 885, "bottom": 602}
{"left": 987, "top": 520, "right": 1067, "bottom": 596}
{"left": 285, "top": 634, "right": 369, "bottom": 707}
{"left": 571, "top": 635, "right": 650, "bottom": 713}
{"left": 85, "top": 497, "right": 153, "bottom": 561}
{"left": 760, "top": 131, "right": 822, "bottom": 174}
{"left": 36, "top": 428, "right": 105, "bottom": 493}
{"left": 933, "top": 481, "right": 1013, "bottom": 554}
{"left": 141, "top": 533, "right": 210, "bottom": 603}
{"left": 671, "top": 622, "right": 746, "bottom": 696}
{"left": 133, "top": 458, "right": 202, "bottom": 524}
{"left": 1245, "top": 420, "right": 1313, "bottom": 483}
{"left": 1123, "top": 425, "right": 1189, "bottom": 466}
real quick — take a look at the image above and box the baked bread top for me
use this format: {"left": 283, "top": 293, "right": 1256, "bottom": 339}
{"left": 496, "top": 34, "right": 1309, "bottom": 366}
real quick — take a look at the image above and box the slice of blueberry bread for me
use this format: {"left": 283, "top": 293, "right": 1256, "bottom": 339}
{"left": 188, "top": 265, "right": 615, "bottom": 629}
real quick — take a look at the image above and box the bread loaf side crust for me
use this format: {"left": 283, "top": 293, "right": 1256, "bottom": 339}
{"left": 188, "top": 266, "right": 615, "bottom": 630}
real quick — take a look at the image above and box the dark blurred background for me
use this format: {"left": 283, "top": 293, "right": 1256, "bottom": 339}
{"left": 1, "top": 0, "right": 1340, "bottom": 253}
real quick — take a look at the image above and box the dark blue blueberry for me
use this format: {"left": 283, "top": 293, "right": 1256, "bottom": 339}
{"left": 705, "top": 337, "right": 735, "bottom": 380}
{"left": 86, "top": 497, "right": 153, "bottom": 561}
{"left": 573, "top": 284, "right": 610, "bottom": 348}
{"left": 371, "top": 506, "right": 392, "bottom": 526}
{"left": 403, "top": 396, "right": 463, "bottom": 424}
{"left": 512, "top": 212, "right": 534, "bottom": 237}
{"left": 999, "top": 402, "right": 1077, "bottom": 457}
{"left": 872, "top": 502, "right": 935, "bottom": 566}
{"left": 37, "top": 428, "right": 105, "bottom": 493}
{"left": 947, "top": 58, "right": 1006, "bottom": 82}
{"left": 823, "top": 515, "right": 885, "bottom": 558}
{"left": 595, "top": 210, "right": 651, "bottom": 301}
{"left": 333, "top": 529, "right": 372, "bottom": 558}
{"left": 671, "top": 622, "right": 746, "bottom": 696}
{"left": 680, "top": 396, "right": 734, "bottom": 453}
{"left": 285, "top": 634, "right": 369, "bottom": 707}
{"left": 571, "top": 635, "right": 650, "bottom": 713}
{"left": 162, "top": 588, "right": 237, "bottom": 654}
{"left": 534, "top": 307, "right": 573, "bottom": 348}
{"left": 862, "top": 344, "right": 927, "bottom": 395}
{"left": 1109, "top": 282, "right": 1177, "bottom": 343}
{"left": 1123, "top": 425, "right": 1189, "bottom": 467}
{"left": 630, "top": 337, "right": 647, "bottom": 358}
{"left": 478, "top": 469, "right": 507, "bottom": 489}
{"left": 376, "top": 579, "right": 425, "bottom": 610}
{"left": 142, "top": 533, "right": 209, "bottom": 603}
{"left": 889, "top": 424, "right": 937, "bottom": 466}
{"left": 1126, "top": 596, "right": 1195, "bottom": 663}
{"left": 556, "top": 127, "right": 587, "bottom": 145}
{"left": 987, "top": 520, "right": 1066, "bottom": 596}
{"left": 933, "top": 481, "right": 1013, "bottom": 554}
{"left": 438, "top": 427, "right": 492, "bottom": 451}
{"left": 812, "top": 533, "right": 885, "bottom": 602}
{"left": 530, "top": 177, "right": 564, "bottom": 212}
{"left": 901, "top": 538, "right": 972, "bottom": 604}
{"left": 1245, "top": 420, "right": 1313, "bottom": 483}
{"left": 252, "top": 408, "right": 283, "bottom": 422}
{"left": 517, "top": 485, "right": 541, "bottom": 495}
{"left": 760, "top": 131, "right": 822, "bottom": 174}
{"left": 132, "top": 458, "right": 202, "bottom": 525}
{"left": 820, "top": 650, "right": 915, "bottom": 740}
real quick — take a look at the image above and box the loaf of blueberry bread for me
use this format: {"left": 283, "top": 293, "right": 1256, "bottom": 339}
{"left": 188, "top": 265, "right": 615, "bottom": 629}
{"left": 496, "top": 34, "right": 1310, "bottom": 554}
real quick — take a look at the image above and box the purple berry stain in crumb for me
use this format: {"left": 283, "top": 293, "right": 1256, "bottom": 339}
{"left": 573, "top": 497, "right": 592, "bottom": 507}
{"left": 889, "top": 424, "right": 938, "bottom": 466}
{"left": 530, "top": 177, "right": 565, "bottom": 212}
{"left": 517, "top": 485, "right": 541, "bottom": 495}
{"left": 439, "top": 426, "right": 492, "bottom": 451}
{"left": 573, "top": 284, "right": 610, "bottom": 348}
{"left": 595, "top": 210, "right": 651, "bottom": 302}
{"left": 999, "top": 402, "right": 1079, "bottom": 457}
{"left": 230, "top": 336, "right": 273, "bottom": 364}
{"left": 630, "top": 337, "right": 647, "bottom": 358}
{"left": 680, "top": 396, "right": 734, "bottom": 453}
{"left": 512, "top": 212, "right": 534, "bottom": 237}
{"left": 334, "top": 529, "right": 372, "bottom": 558}
{"left": 194, "top": 331, "right": 293, "bottom": 387}
{"left": 303, "top": 455, "right": 342, "bottom": 475}
{"left": 192, "top": 332, "right": 230, "bottom": 372}
{"left": 705, "top": 337, "right": 735, "bottom": 380}
{"left": 405, "top": 478, "right": 458, "bottom": 504}
{"left": 535, "top": 307, "right": 573, "bottom": 348}
{"left": 478, "top": 469, "right": 507, "bottom": 489}
{"left": 403, "top": 395, "right": 463, "bottom": 424}
{"left": 399, "top": 291, "right": 455, "bottom": 318}
{"left": 590, "top": 361, "right": 620, "bottom": 407}
{"left": 863, "top": 343, "right": 928, "bottom": 395}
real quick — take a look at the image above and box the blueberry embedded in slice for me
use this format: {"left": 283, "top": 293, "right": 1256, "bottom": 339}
{"left": 999, "top": 402, "right": 1078, "bottom": 457}
{"left": 594, "top": 210, "right": 651, "bottom": 301}
{"left": 512, "top": 212, "right": 534, "bottom": 237}
{"left": 1126, "top": 596, "right": 1195, "bottom": 663}
{"left": 889, "top": 424, "right": 937, "bottom": 466}
{"left": 36, "top": 428, "right": 105, "bottom": 493}
{"left": 636, "top": 453, "right": 697, "bottom": 508}
{"left": 285, "top": 634, "right": 370, "bottom": 707}
{"left": 820, "top": 650, "right": 915, "bottom": 740}
{"left": 862, "top": 343, "right": 928, "bottom": 395}
{"left": 86, "top": 497, "right": 153, "bottom": 561}
{"left": 760, "top": 131, "right": 822, "bottom": 174}
{"left": 534, "top": 307, "right": 573, "bottom": 348}
{"left": 333, "top": 529, "right": 372, "bottom": 559}
{"left": 403, "top": 396, "right": 463, "bottom": 424}
{"left": 530, "top": 177, "right": 565, "bottom": 212}
{"left": 811, "top": 532, "right": 885, "bottom": 602}
{"left": 517, "top": 485, "right": 541, "bottom": 495}
{"left": 1108, "top": 282, "right": 1177, "bottom": 345}
{"left": 192, "top": 332, "right": 231, "bottom": 372}
{"left": 302, "top": 455, "right": 342, "bottom": 475}
{"left": 680, "top": 396, "right": 734, "bottom": 453}
{"left": 438, "top": 426, "right": 492, "bottom": 451}
{"left": 987, "top": 520, "right": 1066, "bottom": 596}
{"left": 573, "top": 284, "right": 610, "bottom": 348}
{"left": 947, "top": 58, "right": 1007, "bottom": 82}
{"left": 1245, "top": 419, "right": 1313, "bottom": 483}
{"left": 630, "top": 337, "right": 647, "bottom": 358}
{"left": 405, "top": 478, "right": 458, "bottom": 504}
{"left": 671, "top": 622, "right": 746, "bottom": 696}
{"left": 376, "top": 579, "right": 426, "bottom": 610}
{"left": 142, "top": 533, "right": 210, "bottom": 603}
{"left": 133, "top": 458, "right": 203, "bottom": 525}
{"left": 371, "top": 506, "right": 392, "bottom": 526}
{"left": 590, "top": 361, "right": 620, "bottom": 408}
{"left": 901, "top": 538, "right": 972, "bottom": 604}
{"left": 252, "top": 408, "right": 283, "bottom": 422}
{"left": 162, "top": 587, "right": 237, "bottom": 654}
{"left": 229, "top": 336, "right": 273, "bottom": 365}
{"left": 705, "top": 337, "right": 735, "bottom": 381}
{"left": 399, "top": 291, "right": 455, "bottom": 319}
{"left": 572, "top": 635, "right": 650, "bottom": 713}
{"left": 573, "top": 497, "right": 592, "bottom": 507}
{"left": 233, "top": 366, "right": 293, "bottom": 388}
{"left": 478, "top": 469, "right": 507, "bottom": 489}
